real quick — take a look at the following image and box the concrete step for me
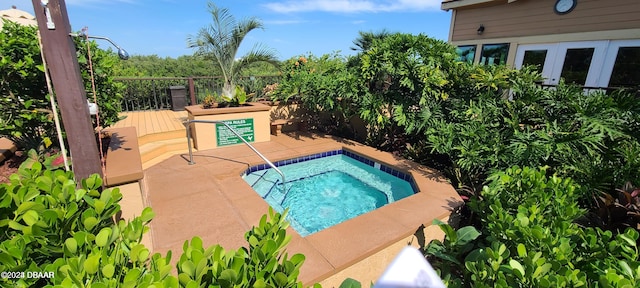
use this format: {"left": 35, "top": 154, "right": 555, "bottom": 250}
{"left": 138, "top": 129, "right": 186, "bottom": 146}
{"left": 139, "top": 138, "right": 189, "bottom": 165}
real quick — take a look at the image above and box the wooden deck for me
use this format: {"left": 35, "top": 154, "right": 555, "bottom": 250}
{"left": 111, "top": 110, "right": 187, "bottom": 138}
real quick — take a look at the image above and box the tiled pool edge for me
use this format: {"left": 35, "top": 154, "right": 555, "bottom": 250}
{"left": 242, "top": 148, "right": 419, "bottom": 193}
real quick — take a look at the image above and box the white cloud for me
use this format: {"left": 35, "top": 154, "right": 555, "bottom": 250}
{"left": 263, "top": 0, "right": 442, "bottom": 13}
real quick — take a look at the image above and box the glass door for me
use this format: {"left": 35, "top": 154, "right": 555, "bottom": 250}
{"left": 598, "top": 40, "right": 640, "bottom": 88}
{"left": 514, "top": 43, "right": 558, "bottom": 85}
{"left": 515, "top": 41, "right": 608, "bottom": 86}
{"left": 549, "top": 41, "right": 607, "bottom": 87}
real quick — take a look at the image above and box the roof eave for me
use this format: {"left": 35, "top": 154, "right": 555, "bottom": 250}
{"left": 441, "top": 0, "right": 516, "bottom": 11}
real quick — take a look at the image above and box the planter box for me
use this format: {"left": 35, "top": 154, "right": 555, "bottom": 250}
{"left": 185, "top": 102, "right": 271, "bottom": 150}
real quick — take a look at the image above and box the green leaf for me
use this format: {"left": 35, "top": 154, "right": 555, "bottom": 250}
{"left": 16, "top": 202, "right": 43, "bottom": 215}
{"left": 433, "top": 219, "right": 457, "bottom": 243}
{"left": 82, "top": 174, "right": 103, "bottom": 190}
{"left": 93, "top": 199, "right": 106, "bottom": 215}
{"left": 509, "top": 259, "right": 525, "bottom": 279}
{"left": 220, "top": 269, "right": 238, "bottom": 283}
{"left": 8, "top": 220, "right": 27, "bottom": 231}
{"left": 22, "top": 210, "right": 39, "bottom": 226}
{"left": 254, "top": 279, "right": 267, "bottom": 288}
{"left": 124, "top": 268, "right": 142, "bottom": 283}
{"left": 83, "top": 217, "right": 98, "bottom": 230}
{"left": 95, "top": 228, "right": 112, "bottom": 247}
{"left": 619, "top": 261, "right": 634, "bottom": 279}
{"left": 181, "top": 260, "right": 196, "bottom": 278}
{"left": 339, "top": 278, "right": 362, "bottom": 288}
{"left": 273, "top": 272, "right": 288, "bottom": 287}
{"left": 140, "top": 207, "right": 155, "bottom": 222}
{"left": 84, "top": 254, "right": 100, "bottom": 274}
{"left": 249, "top": 235, "right": 259, "bottom": 247}
{"left": 456, "top": 226, "right": 481, "bottom": 245}
{"left": 517, "top": 244, "right": 527, "bottom": 258}
{"left": 102, "top": 263, "right": 115, "bottom": 278}
{"left": 533, "top": 263, "right": 552, "bottom": 278}
{"left": 65, "top": 238, "right": 78, "bottom": 255}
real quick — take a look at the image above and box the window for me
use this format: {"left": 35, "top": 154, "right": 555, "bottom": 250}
{"left": 609, "top": 46, "right": 640, "bottom": 87}
{"left": 522, "top": 50, "right": 548, "bottom": 74}
{"left": 559, "top": 48, "right": 594, "bottom": 85}
{"left": 456, "top": 45, "right": 476, "bottom": 63}
{"left": 480, "top": 43, "right": 509, "bottom": 65}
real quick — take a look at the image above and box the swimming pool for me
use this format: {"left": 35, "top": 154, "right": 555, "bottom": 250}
{"left": 242, "top": 149, "right": 417, "bottom": 236}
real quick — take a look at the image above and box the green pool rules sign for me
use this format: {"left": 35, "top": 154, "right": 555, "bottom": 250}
{"left": 216, "top": 118, "right": 255, "bottom": 146}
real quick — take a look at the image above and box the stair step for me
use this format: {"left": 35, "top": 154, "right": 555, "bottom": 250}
{"left": 140, "top": 138, "right": 188, "bottom": 164}
{"left": 138, "top": 129, "right": 185, "bottom": 146}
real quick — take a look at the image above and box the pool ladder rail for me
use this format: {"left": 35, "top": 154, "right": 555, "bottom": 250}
{"left": 183, "top": 119, "right": 286, "bottom": 192}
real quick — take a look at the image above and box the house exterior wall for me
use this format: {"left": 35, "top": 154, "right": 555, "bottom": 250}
{"left": 450, "top": 0, "right": 640, "bottom": 42}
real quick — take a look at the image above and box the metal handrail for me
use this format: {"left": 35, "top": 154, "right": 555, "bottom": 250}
{"left": 184, "top": 119, "right": 286, "bottom": 187}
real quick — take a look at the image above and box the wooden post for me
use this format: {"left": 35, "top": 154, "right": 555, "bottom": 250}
{"left": 31, "top": 0, "right": 102, "bottom": 181}
{"left": 188, "top": 77, "right": 196, "bottom": 105}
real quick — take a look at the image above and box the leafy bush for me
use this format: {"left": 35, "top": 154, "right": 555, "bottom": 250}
{"left": 177, "top": 209, "right": 306, "bottom": 287}
{"left": 427, "top": 167, "right": 640, "bottom": 287}
{"left": 0, "top": 21, "right": 125, "bottom": 155}
{"left": 0, "top": 20, "right": 54, "bottom": 152}
{"left": 74, "top": 33, "right": 126, "bottom": 128}
{"left": 0, "top": 158, "right": 308, "bottom": 287}
{"left": 418, "top": 66, "right": 640, "bottom": 202}
{"left": 272, "top": 53, "right": 362, "bottom": 137}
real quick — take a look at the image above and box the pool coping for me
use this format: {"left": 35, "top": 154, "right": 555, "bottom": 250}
{"left": 143, "top": 132, "right": 463, "bottom": 285}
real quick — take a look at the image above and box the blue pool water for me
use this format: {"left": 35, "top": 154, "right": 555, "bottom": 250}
{"left": 242, "top": 150, "right": 417, "bottom": 236}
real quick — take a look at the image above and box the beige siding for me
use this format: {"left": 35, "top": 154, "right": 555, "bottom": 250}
{"left": 452, "top": 0, "right": 640, "bottom": 41}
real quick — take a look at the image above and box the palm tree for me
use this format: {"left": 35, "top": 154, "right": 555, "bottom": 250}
{"left": 350, "top": 30, "right": 392, "bottom": 52}
{"left": 187, "top": 2, "right": 279, "bottom": 99}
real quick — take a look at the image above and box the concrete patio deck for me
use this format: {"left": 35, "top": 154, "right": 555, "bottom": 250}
{"left": 141, "top": 131, "right": 462, "bottom": 286}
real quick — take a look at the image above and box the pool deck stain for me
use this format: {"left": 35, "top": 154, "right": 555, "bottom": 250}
{"left": 143, "top": 132, "right": 462, "bottom": 285}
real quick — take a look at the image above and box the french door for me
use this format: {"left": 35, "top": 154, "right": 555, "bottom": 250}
{"left": 515, "top": 40, "right": 640, "bottom": 87}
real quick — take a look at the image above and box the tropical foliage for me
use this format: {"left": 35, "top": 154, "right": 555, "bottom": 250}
{"left": 0, "top": 157, "right": 307, "bottom": 287}
{"left": 74, "top": 34, "right": 126, "bottom": 128}
{"left": 0, "top": 20, "right": 53, "bottom": 152}
{"left": 187, "top": 1, "right": 278, "bottom": 98}
{"left": 0, "top": 21, "right": 125, "bottom": 154}
{"left": 113, "top": 54, "right": 222, "bottom": 77}
{"left": 427, "top": 167, "right": 640, "bottom": 287}
{"left": 271, "top": 31, "right": 640, "bottom": 285}
{"left": 272, "top": 53, "right": 362, "bottom": 137}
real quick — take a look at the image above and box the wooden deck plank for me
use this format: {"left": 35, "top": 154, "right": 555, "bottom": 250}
{"left": 158, "top": 110, "right": 174, "bottom": 133}
{"left": 142, "top": 111, "right": 153, "bottom": 136}
{"left": 165, "top": 111, "right": 182, "bottom": 132}
{"left": 148, "top": 111, "right": 160, "bottom": 134}
{"left": 135, "top": 111, "right": 145, "bottom": 137}
{"left": 153, "top": 110, "right": 168, "bottom": 134}
{"left": 172, "top": 111, "right": 187, "bottom": 131}
{"left": 111, "top": 110, "right": 186, "bottom": 139}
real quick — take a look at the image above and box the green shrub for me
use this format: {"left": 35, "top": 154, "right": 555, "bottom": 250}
{"left": 0, "top": 158, "right": 308, "bottom": 287}
{"left": 0, "top": 21, "right": 125, "bottom": 155}
{"left": 0, "top": 20, "right": 54, "bottom": 152}
{"left": 427, "top": 166, "right": 640, "bottom": 287}
{"left": 74, "top": 34, "right": 126, "bottom": 128}
{"left": 177, "top": 209, "right": 307, "bottom": 288}
{"left": 271, "top": 53, "right": 362, "bottom": 137}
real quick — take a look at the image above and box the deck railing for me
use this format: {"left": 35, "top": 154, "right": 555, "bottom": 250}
{"left": 114, "top": 75, "right": 280, "bottom": 111}
{"left": 539, "top": 84, "right": 639, "bottom": 96}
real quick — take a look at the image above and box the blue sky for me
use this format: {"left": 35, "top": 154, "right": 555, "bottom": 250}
{"left": 6, "top": 0, "right": 451, "bottom": 60}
